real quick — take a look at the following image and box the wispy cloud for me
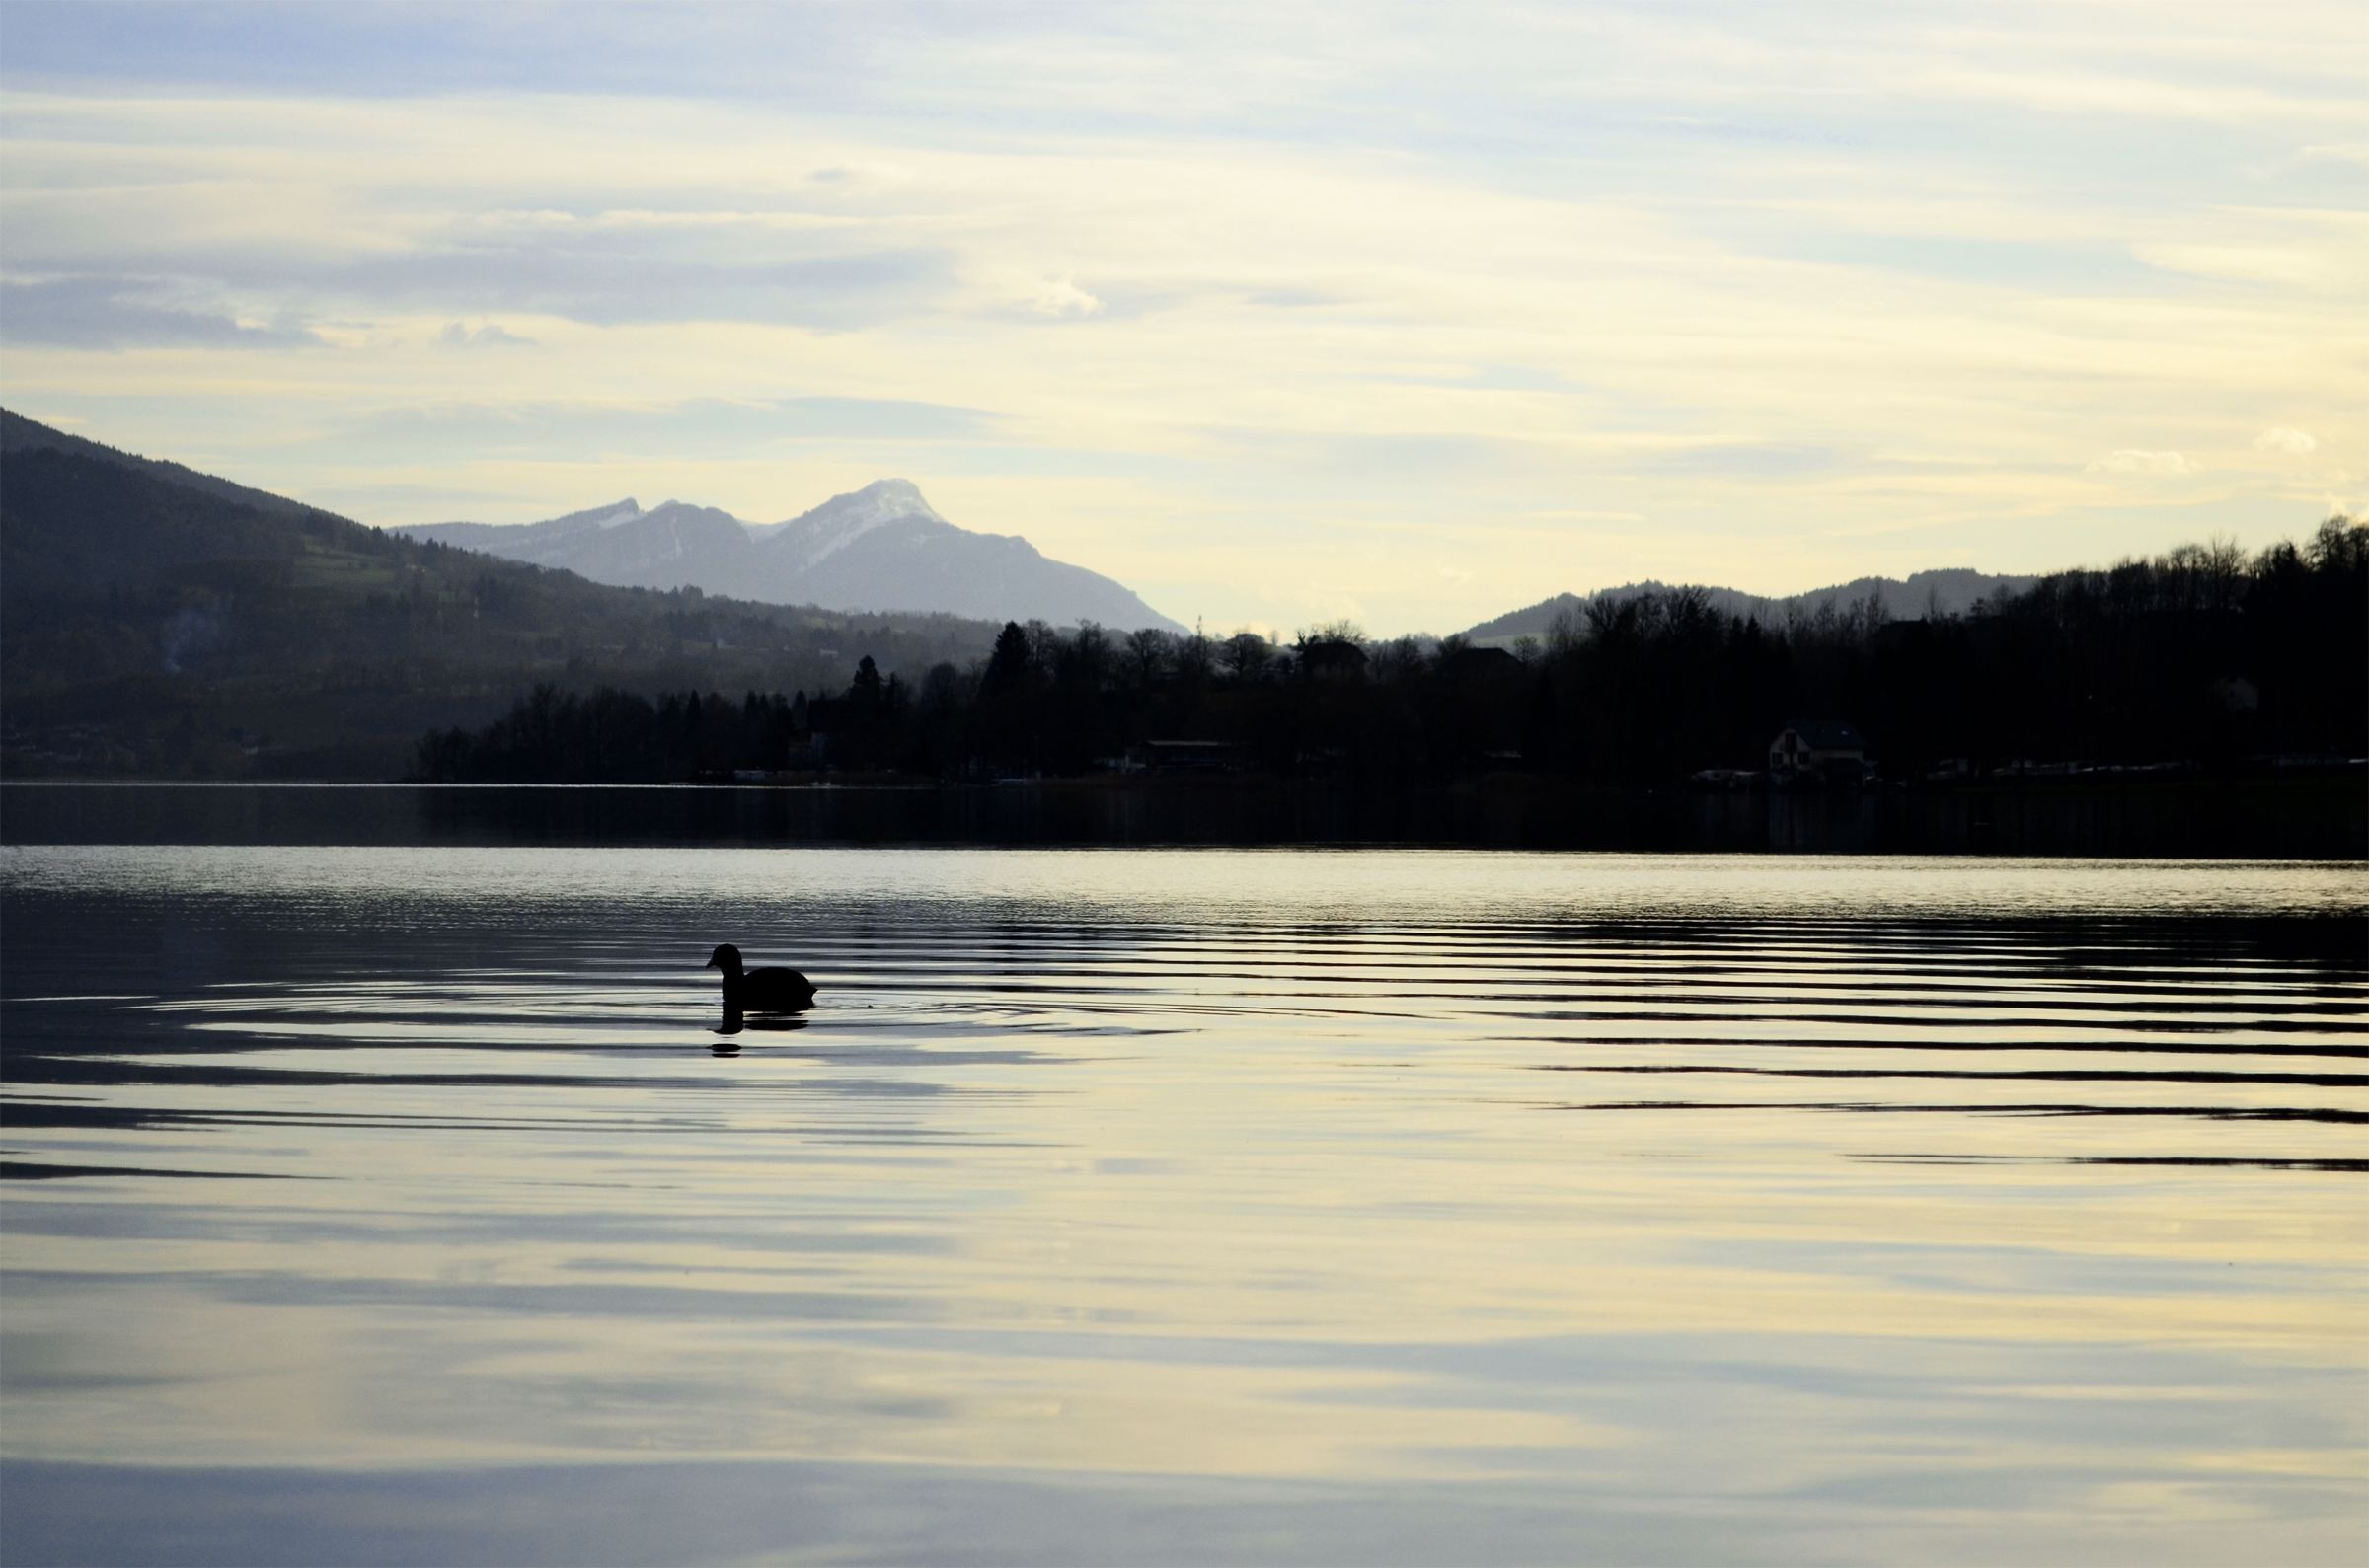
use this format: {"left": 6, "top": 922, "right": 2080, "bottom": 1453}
{"left": 439, "top": 321, "right": 535, "bottom": 348}
{"left": 2087, "top": 450, "right": 2196, "bottom": 478}
{"left": 352, "top": 396, "right": 1001, "bottom": 456}
{"left": 0, "top": 275, "right": 321, "bottom": 349}
{"left": 0, "top": 1, "right": 2359, "bottom": 630}
{"left": 1640, "top": 443, "right": 1845, "bottom": 479}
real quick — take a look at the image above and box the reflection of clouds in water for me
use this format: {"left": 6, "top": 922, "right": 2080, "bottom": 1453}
{"left": 11, "top": 839, "right": 2366, "bottom": 922}
{"left": 1, "top": 849, "right": 2363, "bottom": 1562}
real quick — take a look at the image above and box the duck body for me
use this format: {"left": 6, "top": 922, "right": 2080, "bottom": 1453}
{"left": 706, "top": 943, "right": 818, "bottom": 1012}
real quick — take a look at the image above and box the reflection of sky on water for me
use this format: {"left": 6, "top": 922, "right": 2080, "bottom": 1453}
{"left": 7, "top": 843, "right": 2365, "bottom": 919}
{"left": 2, "top": 847, "right": 2364, "bottom": 1563}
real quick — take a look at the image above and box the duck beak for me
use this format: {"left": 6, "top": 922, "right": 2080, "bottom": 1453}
{"left": 704, "top": 956, "right": 719, "bottom": 969}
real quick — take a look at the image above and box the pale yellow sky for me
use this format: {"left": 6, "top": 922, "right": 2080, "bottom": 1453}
{"left": 1, "top": 3, "right": 2361, "bottom": 633}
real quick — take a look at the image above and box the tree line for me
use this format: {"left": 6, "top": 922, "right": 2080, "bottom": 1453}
{"left": 416, "top": 518, "right": 2366, "bottom": 786}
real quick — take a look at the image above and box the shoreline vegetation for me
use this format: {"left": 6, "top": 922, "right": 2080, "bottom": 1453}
{"left": 410, "top": 521, "right": 2365, "bottom": 795}
{"left": 5, "top": 395, "right": 2361, "bottom": 842}
{"left": 5, "top": 773, "right": 2360, "bottom": 859}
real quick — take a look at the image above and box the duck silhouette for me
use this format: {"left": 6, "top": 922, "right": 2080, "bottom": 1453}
{"left": 706, "top": 943, "right": 817, "bottom": 1013}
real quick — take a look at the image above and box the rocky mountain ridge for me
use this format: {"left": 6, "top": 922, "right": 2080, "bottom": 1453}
{"left": 398, "top": 480, "right": 1184, "bottom": 632}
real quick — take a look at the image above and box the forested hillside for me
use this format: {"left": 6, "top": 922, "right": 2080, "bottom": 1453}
{"left": 1461, "top": 567, "right": 2039, "bottom": 644}
{"left": 0, "top": 422, "right": 1000, "bottom": 779}
{"left": 419, "top": 520, "right": 2366, "bottom": 788}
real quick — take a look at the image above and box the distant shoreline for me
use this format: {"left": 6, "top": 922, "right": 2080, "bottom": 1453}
{"left": 5, "top": 774, "right": 2360, "bottom": 859}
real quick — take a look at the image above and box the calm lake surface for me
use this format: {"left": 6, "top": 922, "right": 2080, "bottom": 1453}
{"left": 3, "top": 841, "right": 2365, "bottom": 1564}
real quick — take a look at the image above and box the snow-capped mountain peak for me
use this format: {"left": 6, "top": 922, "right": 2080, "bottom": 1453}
{"left": 771, "top": 478, "right": 947, "bottom": 570}
{"left": 849, "top": 477, "right": 938, "bottom": 516}
{"left": 392, "top": 476, "right": 1182, "bottom": 631}
{"left": 522, "top": 497, "right": 644, "bottom": 538}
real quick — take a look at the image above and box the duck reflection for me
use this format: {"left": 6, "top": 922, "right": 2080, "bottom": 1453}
{"left": 714, "top": 1008, "right": 811, "bottom": 1040}
{"left": 712, "top": 1008, "right": 809, "bottom": 1055}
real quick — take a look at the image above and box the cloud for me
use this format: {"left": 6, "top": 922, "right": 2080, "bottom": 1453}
{"left": 318, "top": 481, "right": 528, "bottom": 514}
{"left": 438, "top": 321, "right": 535, "bottom": 348}
{"left": 1025, "top": 276, "right": 1105, "bottom": 319}
{"left": 0, "top": 4, "right": 2360, "bottom": 631}
{"left": 2086, "top": 449, "right": 2195, "bottom": 477}
{"left": 1245, "top": 286, "right": 1349, "bottom": 309}
{"left": 0, "top": 275, "right": 321, "bottom": 349}
{"left": 770, "top": 396, "right": 1001, "bottom": 441}
{"left": 2298, "top": 143, "right": 2369, "bottom": 169}
{"left": 352, "top": 395, "right": 1001, "bottom": 455}
{"left": 1202, "top": 427, "right": 1514, "bottom": 482}
{"left": 2134, "top": 240, "right": 2351, "bottom": 291}
{"left": 2253, "top": 426, "right": 2317, "bottom": 456}
{"left": 1642, "top": 442, "right": 1844, "bottom": 478}
{"left": 1927, "top": 65, "right": 2349, "bottom": 127}
{"left": 324, "top": 243, "right": 958, "bottom": 330}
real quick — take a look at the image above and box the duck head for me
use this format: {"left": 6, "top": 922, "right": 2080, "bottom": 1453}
{"left": 705, "top": 943, "right": 743, "bottom": 976}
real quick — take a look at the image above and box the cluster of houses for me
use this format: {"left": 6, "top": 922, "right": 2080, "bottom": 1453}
{"left": 1701, "top": 726, "right": 2253, "bottom": 788}
{"left": 738, "top": 634, "right": 1891, "bottom": 785}
{"left": 767, "top": 708, "right": 1884, "bottom": 785}
{"left": 1110, "top": 721, "right": 1878, "bottom": 784}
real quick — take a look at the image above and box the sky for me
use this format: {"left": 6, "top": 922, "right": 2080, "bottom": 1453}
{"left": 0, "top": 1, "right": 2360, "bottom": 635}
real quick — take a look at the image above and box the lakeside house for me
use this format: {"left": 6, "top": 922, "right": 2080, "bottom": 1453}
{"left": 1297, "top": 637, "right": 1369, "bottom": 682}
{"left": 1439, "top": 643, "right": 1524, "bottom": 683}
{"left": 1770, "top": 720, "right": 1869, "bottom": 782}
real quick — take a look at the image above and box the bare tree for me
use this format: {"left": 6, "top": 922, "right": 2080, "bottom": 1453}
{"left": 2197, "top": 534, "right": 2247, "bottom": 614}
{"left": 1370, "top": 635, "right": 1427, "bottom": 680}
{"left": 1123, "top": 627, "right": 1173, "bottom": 689}
{"left": 1547, "top": 606, "right": 1582, "bottom": 658}
{"left": 1176, "top": 622, "right": 1215, "bottom": 682}
{"left": 1298, "top": 617, "right": 1366, "bottom": 647}
{"left": 1853, "top": 587, "right": 1889, "bottom": 642}
{"left": 2308, "top": 515, "right": 2365, "bottom": 571}
{"left": 1222, "top": 630, "right": 1273, "bottom": 682}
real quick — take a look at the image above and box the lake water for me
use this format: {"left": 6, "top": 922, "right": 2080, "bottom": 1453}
{"left": 2, "top": 842, "right": 2364, "bottom": 1564}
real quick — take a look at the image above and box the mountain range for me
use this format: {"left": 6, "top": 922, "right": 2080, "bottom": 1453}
{"left": 0, "top": 408, "right": 1004, "bottom": 779}
{"left": 395, "top": 481, "right": 1186, "bottom": 633}
{"left": 4, "top": 405, "right": 2038, "bottom": 648}
{"left": 3, "top": 405, "right": 2108, "bottom": 784}
{"left": 1458, "top": 568, "right": 2039, "bottom": 644}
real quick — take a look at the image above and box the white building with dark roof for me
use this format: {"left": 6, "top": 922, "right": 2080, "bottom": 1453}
{"left": 1769, "top": 720, "right": 1868, "bottom": 779}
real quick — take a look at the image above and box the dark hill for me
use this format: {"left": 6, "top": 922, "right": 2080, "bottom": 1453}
{"left": 1462, "top": 568, "right": 2038, "bottom": 644}
{"left": 0, "top": 410, "right": 1001, "bottom": 779}
{"left": 0, "top": 408, "right": 321, "bottom": 523}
